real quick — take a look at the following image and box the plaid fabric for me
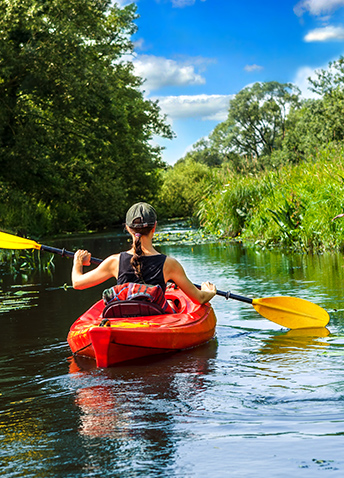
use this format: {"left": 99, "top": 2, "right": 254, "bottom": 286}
{"left": 102, "top": 282, "right": 177, "bottom": 313}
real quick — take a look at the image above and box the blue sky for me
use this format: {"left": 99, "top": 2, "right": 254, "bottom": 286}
{"left": 117, "top": 0, "right": 344, "bottom": 164}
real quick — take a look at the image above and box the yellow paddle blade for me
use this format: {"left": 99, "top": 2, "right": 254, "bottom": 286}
{"left": 252, "top": 296, "right": 330, "bottom": 329}
{"left": 0, "top": 231, "right": 41, "bottom": 250}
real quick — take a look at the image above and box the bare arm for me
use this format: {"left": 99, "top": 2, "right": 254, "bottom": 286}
{"left": 72, "top": 250, "right": 119, "bottom": 290}
{"left": 164, "top": 256, "right": 216, "bottom": 305}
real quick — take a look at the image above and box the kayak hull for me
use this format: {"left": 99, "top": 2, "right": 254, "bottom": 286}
{"left": 67, "top": 287, "right": 217, "bottom": 368}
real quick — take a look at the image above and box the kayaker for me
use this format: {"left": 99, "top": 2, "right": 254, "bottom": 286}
{"left": 72, "top": 202, "right": 217, "bottom": 305}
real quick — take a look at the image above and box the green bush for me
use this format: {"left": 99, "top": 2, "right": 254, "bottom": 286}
{"left": 157, "top": 159, "right": 211, "bottom": 219}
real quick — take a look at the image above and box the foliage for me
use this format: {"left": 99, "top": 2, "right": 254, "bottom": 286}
{"left": 197, "top": 167, "right": 272, "bottom": 237}
{"left": 176, "top": 81, "right": 301, "bottom": 174}
{"left": 181, "top": 138, "right": 223, "bottom": 167}
{"left": 224, "top": 81, "right": 301, "bottom": 161}
{"left": 0, "top": 0, "right": 172, "bottom": 235}
{"left": 157, "top": 159, "right": 211, "bottom": 219}
{"left": 198, "top": 143, "right": 344, "bottom": 252}
{"left": 160, "top": 57, "right": 344, "bottom": 252}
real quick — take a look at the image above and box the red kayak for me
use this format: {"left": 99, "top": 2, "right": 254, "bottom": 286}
{"left": 67, "top": 285, "right": 217, "bottom": 368}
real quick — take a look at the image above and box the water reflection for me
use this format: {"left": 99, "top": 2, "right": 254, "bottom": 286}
{"left": 3, "top": 228, "right": 344, "bottom": 476}
{"left": 66, "top": 341, "right": 217, "bottom": 470}
{"left": 258, "top": 328, "right": 330, "bottom": 357}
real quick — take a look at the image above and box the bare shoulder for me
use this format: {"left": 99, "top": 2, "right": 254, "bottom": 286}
{"left": 101, "top": 253, "right": 120, "bottom": 273}
{"left": 164, "top": 255, "right": 185, "bottom": 281}
{"left": 101, "top": 253, "right": 119, "bottom": 264}
{"left": 106, "top": 252, "right": 120, "bottom": 261}
{"left": 164, "top": 255, "right": 182, "bottom": 270}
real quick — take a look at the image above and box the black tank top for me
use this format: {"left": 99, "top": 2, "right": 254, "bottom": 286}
{"left": 117, "top": 251, "right": 167, "bottom": 292}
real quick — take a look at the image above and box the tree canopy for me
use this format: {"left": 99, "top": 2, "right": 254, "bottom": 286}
{"left": 177, "top": 81, "right": 302, "bottom": 173}
{"left": 224, "top": 81, "right": 301, "bottom": 161}
{"left": 0, "top": 0, "right": 172, "bottom": 235}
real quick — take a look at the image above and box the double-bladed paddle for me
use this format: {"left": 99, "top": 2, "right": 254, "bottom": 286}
{"left": 0, "top": 231, "right": 330, "bottom": 329}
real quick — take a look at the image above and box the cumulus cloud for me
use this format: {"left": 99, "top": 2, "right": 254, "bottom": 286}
{"left": 294, "top": 0, "right": 344, "bottom": 16}
{"left": 293, "top": 65, "right": 322, "bottom": 98}
{"left": 304, "top": 25, "right": 344, "bottom": 41}
{"left": 244, "top": 64, "right": 264, "bottom": 72}
{"left": 133, "top": 55, "right": 206, "bottom": 93}
{"left": 151, "top": 94, "right": 232, "bottom": 121}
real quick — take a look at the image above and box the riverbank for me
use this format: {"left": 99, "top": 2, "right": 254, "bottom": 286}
{"left": 197, "top": 143, "right": 344, "bottom": 253}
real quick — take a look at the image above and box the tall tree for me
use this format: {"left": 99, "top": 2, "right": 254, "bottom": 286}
{"left": 0, "top": 0, "right": 172, "bottom": 233}
{"left": 225, "top": 81, "right": 301, "bottom": 163}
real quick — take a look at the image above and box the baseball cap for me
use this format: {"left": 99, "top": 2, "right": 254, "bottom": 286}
{"left": 125, "top": 202, "right": 157, "bottom": 228}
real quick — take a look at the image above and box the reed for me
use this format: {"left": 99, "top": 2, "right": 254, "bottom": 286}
{"left": 198, "top": 143, "right": 344, "bottom": 251}
{"left": 0, "top": 249, "right": 55, "bottom": 279}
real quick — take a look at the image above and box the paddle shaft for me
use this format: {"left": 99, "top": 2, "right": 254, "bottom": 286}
{"left": 40, "top": 245, "right": 102, "bottom": 265}
{"left": 194, "top": 284, "right": 252, "bottom": 304}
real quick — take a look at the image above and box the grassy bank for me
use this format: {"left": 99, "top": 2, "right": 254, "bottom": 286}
{"left": 198, "top": 144, "right": 344, "bottom": 252}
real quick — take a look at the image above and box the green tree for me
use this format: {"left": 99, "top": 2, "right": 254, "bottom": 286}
{"left": 224, "top": 81, "right": 301, "bottom": 166}
{"left": 158, "top": 159, "right": 211, "bottom": 218}
{"left": 182, "top": 138, "right": 223, "bottom": 167}
{"left": 0, "top": 0, "right": 172, "bottom": 234}
{"left": 176, "top": 123, "right": 241, "bottom": 171}
{"left": 178, "top": 82, "right": 301, "bottom": 174}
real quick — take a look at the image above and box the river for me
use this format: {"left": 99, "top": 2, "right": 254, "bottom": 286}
{"left": 1, "top": 224, "right": 344, "bottom": 477}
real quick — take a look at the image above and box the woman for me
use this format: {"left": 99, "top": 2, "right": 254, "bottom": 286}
{"left": 72, "top": 202, "right": 216, "bottom": 305}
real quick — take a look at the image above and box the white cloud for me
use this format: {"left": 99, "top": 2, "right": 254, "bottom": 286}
{"left": 244, "top": 64, "right": 264, "bottom": 72}
{"left": 133, "top": 38, "right": 146, "bottom": 51}
{"left": 151, "top": 94, "right": 232, "bottom": 120}
{"left": 304, "top": 25, "right": 344, "bottom": 41}
{"left": 133, "top": 55, "right": 206, "bottom": 93}
{"left": 294, "top": 0, "right": 344, "bottom": 16}
{"left": 293, "top": 65, "right": 322, "bottom": 98}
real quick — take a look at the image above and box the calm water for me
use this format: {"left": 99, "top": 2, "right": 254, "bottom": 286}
{"left": 1, "top": 225, "right": 344, "bottom": 477}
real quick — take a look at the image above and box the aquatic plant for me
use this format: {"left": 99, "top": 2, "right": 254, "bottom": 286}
{"left": 0, "top": 249, "right": 55, "bottom": 280}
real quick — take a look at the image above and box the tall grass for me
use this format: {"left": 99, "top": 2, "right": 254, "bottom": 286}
{"left": 198, "top": 143, "right": 344, "bottom": 251}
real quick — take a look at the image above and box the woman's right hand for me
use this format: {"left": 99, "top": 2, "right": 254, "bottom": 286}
{"left": 201, "top": 281, "right": 217, "bottom": 293}
{"left": 74, "top": 249, "right": 91, "bottom": 267}
{"left": 201, "top": 281, "right": 217, "bottom": 301}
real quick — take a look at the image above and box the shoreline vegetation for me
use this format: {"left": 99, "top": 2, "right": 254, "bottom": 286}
{"left": 197, "top": 144, "right": 344, "bottom": 253}
{"left": 2, "top": 2, "right": 344, "bottom": 254}
{"left": 158, "top": 142, "right": 344, "bottom": 254}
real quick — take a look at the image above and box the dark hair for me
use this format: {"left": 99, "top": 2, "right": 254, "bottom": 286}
{"left": 129, "top": 220, "right": 154, "bottom": 281}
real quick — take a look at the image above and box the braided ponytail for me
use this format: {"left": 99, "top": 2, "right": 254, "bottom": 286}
{"left": 131, "top": 233, "right": 144, "bottom": 281}
{"left": 129, "top": 226, "right": 153, "bottom": 281}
